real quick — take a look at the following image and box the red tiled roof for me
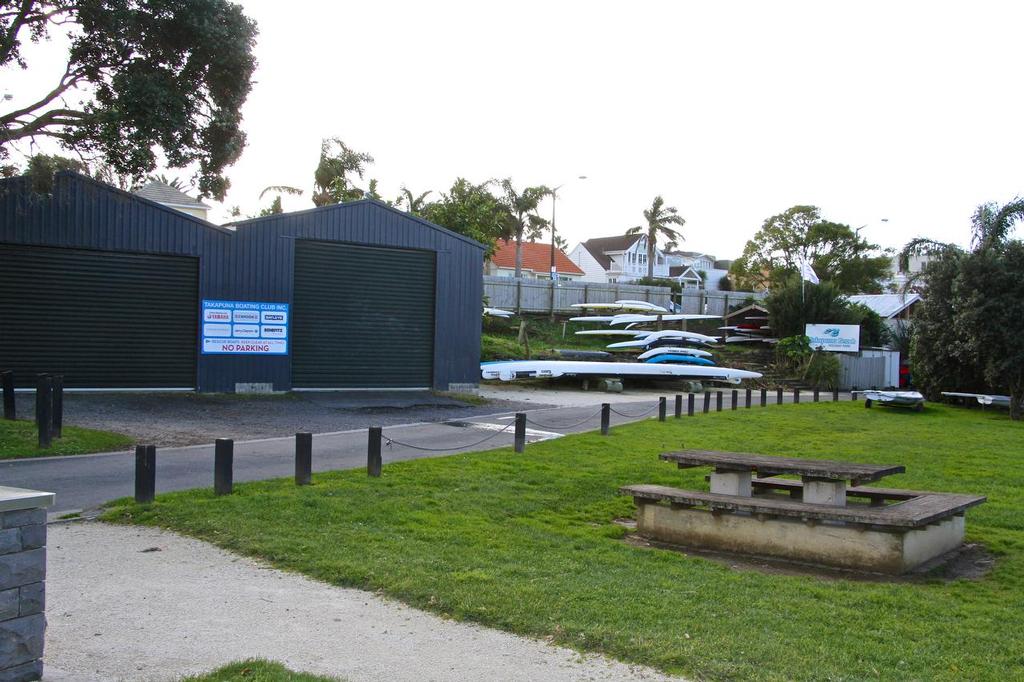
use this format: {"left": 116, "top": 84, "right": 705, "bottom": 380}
{"left": 489, "top": 239, "right": 585, "bottom": 276}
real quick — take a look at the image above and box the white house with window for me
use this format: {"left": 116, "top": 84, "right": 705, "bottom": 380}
{"left": 568, "top": 235, "right": 670, "bottom": 283}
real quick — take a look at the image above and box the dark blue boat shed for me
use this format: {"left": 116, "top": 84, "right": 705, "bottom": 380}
{"left": 0, "top": 172, "right": 484, "bottom": 392}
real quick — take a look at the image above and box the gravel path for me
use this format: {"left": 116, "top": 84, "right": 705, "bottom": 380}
{"left": 14, "top": 392, "right": 549, "bottom": 448}
{"left": 45, "top": 523, "right": 682, "bottom": 682}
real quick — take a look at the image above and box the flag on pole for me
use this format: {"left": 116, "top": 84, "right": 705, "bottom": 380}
{"left": 798, "top": 258, "right": 820, "bottom": 285}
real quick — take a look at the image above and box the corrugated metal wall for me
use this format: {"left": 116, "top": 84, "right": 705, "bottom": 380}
{"left": 0, "top": 172, "right": 484, "bottom": 391}
{"left": 837, "top": 349, "right": 901, "bottom": 390}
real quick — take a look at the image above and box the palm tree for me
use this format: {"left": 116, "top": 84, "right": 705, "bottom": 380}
{"left": 898, "top": 196, "right": 1024, "bottom": 290}
{"left": 970, "top": 197, "right": 1024, "bottom": 251}
{"left": 626, "top": 196, "right": 686, "bottom": 279}
{"left": 498, "top": 179, "right": 551, "bottom": 278}
{"left": 399, "top": 186, "right": 432, "bottom": 215}
{"left": 258, "top": 185, "right": 303, "bottom": 216}
{"left": 147, "top": 173, "right": 187, "bottom": 190}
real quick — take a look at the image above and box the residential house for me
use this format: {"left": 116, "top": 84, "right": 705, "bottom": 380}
{"left": 568, "top": 235, "right": 669, "bottom": 283}
{"left": 134, "top": 180, "right": 212, "bottom": 220}
{"left": 665, "top": 251, "right": 736, "bottom": 291}
{"left": 485, "top": 239, "right": 585, "bottom": 280}
{"left": 885, "top": 254, "right": 932, "bottom": 292}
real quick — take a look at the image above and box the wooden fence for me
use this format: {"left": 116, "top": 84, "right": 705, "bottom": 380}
{"left": 483, "top": 276, "right": 766, "bottom": 316}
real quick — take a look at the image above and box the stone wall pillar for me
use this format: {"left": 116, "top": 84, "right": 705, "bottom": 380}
{"left": 0, "top": 487, "right": 54, "bottom": 682}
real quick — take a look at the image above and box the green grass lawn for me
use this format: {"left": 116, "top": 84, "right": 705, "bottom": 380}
{"left": 0, "top": 418, "right": 132, "bottom": 459}
{"left": 104, "top": 403, "right": 1024, "bottom": 681}
{"left": 183, "top": 660, "right": 341, "bottom": 681}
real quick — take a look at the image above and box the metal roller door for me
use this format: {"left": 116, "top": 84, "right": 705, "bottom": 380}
{"left": 293, "top": 240, "right": 436, "bottom": 388}
{"left": 0, "top": 244, "right": 198, "bottom": 388}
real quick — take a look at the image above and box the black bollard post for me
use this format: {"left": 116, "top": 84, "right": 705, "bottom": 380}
{"left": 687, "top": 393, "right": 695, "bottom": 416}
{"left": 833, "top": 388, "right": 840, "bottom": 402}
{"left": 794, "top": 388, "right": 801, "bottom": 404}
{"left": 745, "top": 388, "right": 752, "bottom": 409}
{"left": 851, "top": 386, "right": 859, "bottom": 401}
{"left": 514, "top": 413, "right": 526, "bottom": 453}
{"left": 368, "top": 427, "right": 383, "bottom": 476}
{"left": 703, "top": 392, "right": 711, "bottom": 414}
{"left": 295, "top": 432, "right": 312, "bottom": 486}
{"left": 35, "top": 374, "right": 52, "bottom": 449}
{"left": 134, "top": 444, "right": 156, "bottom": 504}
{"left": 776, "top": 387, "right": 783, "bottom": 405}
{"left": 813, "top": 388, "right": 820, "bottom": 403}
{"left": 600, "top": 403, "right": 610, "bottom": 435}
{"left": 760, "top": 388, "right": 767, "bottom": 407}
{"left": 731, "top": 390, "right": 738, "bottom": 410}
{"left": 1, "top": 371, "right": 14, "bottom": 420}
{"left": 716, "top": 391, "right": 723, "bottom": 412}
{"left": 214, "top": 438, "right": 233, "bottom": 495}
{"left": 674, "top": 394, "right": 682, "bottom": 418}
{"left": 51, "top": 375, "right": 63, "bottom": 438}
{"left": 659, "top": 397, "right": 667, "bottom": 421}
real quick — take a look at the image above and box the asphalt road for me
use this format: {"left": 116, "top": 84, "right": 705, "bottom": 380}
{"left": 1, "top": 402, "right": 655, "bottom": 513}
{"left": 4, "top": 389, "right": 846, "bottom": 514}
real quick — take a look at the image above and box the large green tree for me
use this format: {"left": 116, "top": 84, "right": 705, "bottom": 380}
{"left": 731, "top": 205, "right": 891, "bottom": 293}
{"left": 625, "top": 195, "right": 686, "bottom": 279}
{"left": 421, "top": 178, "right": 505, "bottom": 254}
{"left": 901, "top": 198, "right": 1024, "bottom": 419}
{"left": 498, "top": 178, "right": 550, "bottom": 278}
{"left": 1, "top": 0, "right": 257, "bottom": 200}
{"left": 765, "top": 277, "right": 889, "bottom": 346}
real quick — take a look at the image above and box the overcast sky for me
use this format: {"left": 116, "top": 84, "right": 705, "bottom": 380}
{"left": 8, "top": 1, "right": 1024, "bottom": 257}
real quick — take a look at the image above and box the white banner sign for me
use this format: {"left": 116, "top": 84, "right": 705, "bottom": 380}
{"left": 805, "top": 324, "right": 860, "bottom": 352}
{"left": 201, "top": 299, "right": 289, "bottom": 355}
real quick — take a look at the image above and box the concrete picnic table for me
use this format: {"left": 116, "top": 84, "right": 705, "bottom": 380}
{"left": 659, "top": 449, "right": 906, "bottom": 506}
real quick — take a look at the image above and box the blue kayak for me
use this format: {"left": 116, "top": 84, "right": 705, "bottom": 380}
{"left": 644, "top": 354, "right": 716, "bottom": 366}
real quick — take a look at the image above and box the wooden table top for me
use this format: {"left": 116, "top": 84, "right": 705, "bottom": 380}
{"left": 660, "top": 450, "right": 905, "bottom": 485}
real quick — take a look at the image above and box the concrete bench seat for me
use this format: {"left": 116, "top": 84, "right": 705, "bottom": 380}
{"left": 622, "top": 484, "right": 984, "bottom": 529}
{"left": 621, "top": 483, "right": 986, "bottom": 573}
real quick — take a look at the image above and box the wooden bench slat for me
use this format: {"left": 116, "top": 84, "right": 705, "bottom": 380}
{"left": 661, "top": 450, "right": 905, "bottom": 485}
{"left": 621, "top": 484, "right": 986, "bottom": 528}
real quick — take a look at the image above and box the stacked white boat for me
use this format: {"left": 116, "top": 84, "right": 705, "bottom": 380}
{"left": 719, "top": 313, "right": 777, "bottom": 344}
{"left": 480, "top": 300, "right": 762, "bottom": 385}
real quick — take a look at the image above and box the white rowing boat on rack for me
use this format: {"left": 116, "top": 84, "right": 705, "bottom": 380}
{"left": 480, "top": 360, "right": 761, "bottom": 384}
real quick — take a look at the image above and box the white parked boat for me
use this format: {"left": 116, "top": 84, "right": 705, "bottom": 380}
{"left": 941, "top": 392, "right": 1011, "bottom": 407}
{"left": 852, "top": 390, "right": 925, "bottom": 411}
{"left": 481, "top": 360, "right": 761, "bottom": 384}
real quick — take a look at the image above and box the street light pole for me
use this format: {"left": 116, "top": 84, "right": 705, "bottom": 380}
{"left": 548, "top": 176, "right": 587, "bottom": 321}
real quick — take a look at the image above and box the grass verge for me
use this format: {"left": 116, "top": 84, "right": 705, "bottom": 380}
{"left": 105, "top": 403, "right": 1023, "bottom": 681}
{"left": 0, "top": 419, "right": 132, "bottom": 459}
{"left": 182, "top": 659, "right": 341, "bottom": 681}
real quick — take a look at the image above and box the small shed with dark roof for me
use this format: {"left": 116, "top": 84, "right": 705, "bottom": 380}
{"left": 0, "top": 172, "right": 484, "bottom": 392}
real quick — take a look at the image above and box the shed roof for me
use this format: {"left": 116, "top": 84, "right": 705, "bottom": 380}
{"left": 229, "top": 198, "right": 486, "bottom": 250}
{"left": 134, "top": 180, "right": 211, "bottom": 209}
{"left": 490, "top": 239, "right": 584, "bottom": 275}
{"left": 847, "top": 293, "right": 922, "bottom": 319}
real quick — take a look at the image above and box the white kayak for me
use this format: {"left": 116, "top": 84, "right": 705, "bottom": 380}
{"left": 852, "top": 390, "right": 925, "bottom": 410}
{"left": 941, "top": 392, "right": 1011, "bottom": 407}
{"left": 481, "top": 360, "right": 762, "bottom": 384}
{"left": 606, "top": 313, "right": 720, "bottom": 323}
{"left": 570, "top": 302, "right": 668, "bottom": 313}
{"left": 575, "top": 329, "right": 649, "bottom": 337}
{"left": 607, "top": 330, "right": 720, "bottom": 348}
{"left": 483, "top": 307, "right": 515, "bottom": 318}
{"left": 637, "top": 346, "right": 714, "bottom": 360}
